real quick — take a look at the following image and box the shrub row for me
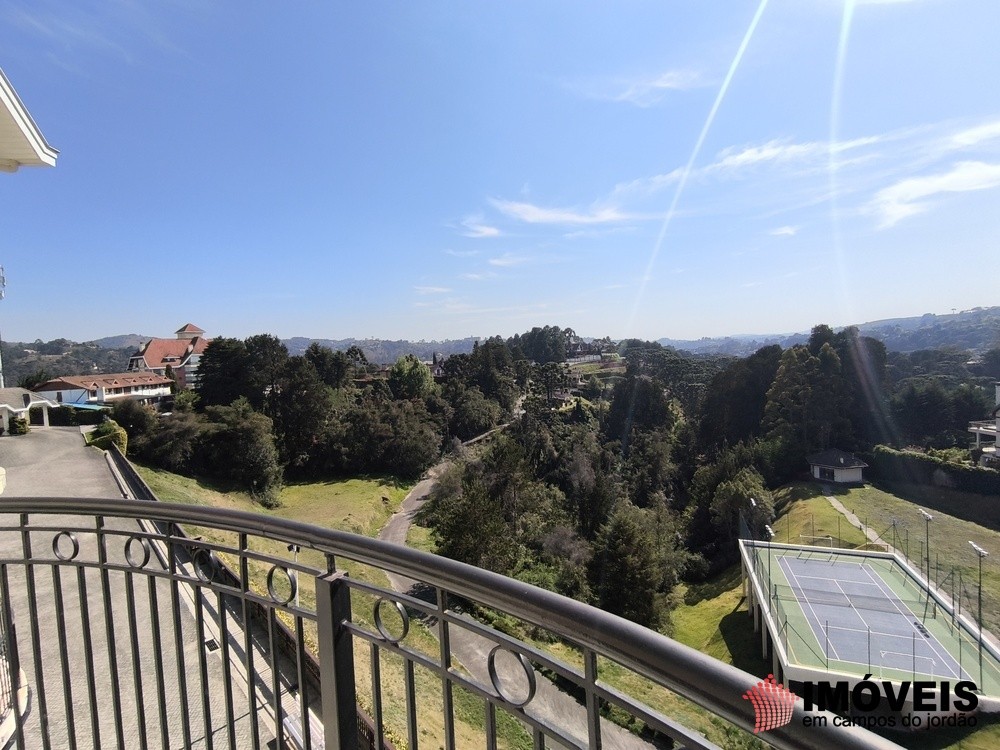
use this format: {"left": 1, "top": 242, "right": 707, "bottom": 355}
{"left": 869, "top": 444, "right": 1000, "bottom": 496}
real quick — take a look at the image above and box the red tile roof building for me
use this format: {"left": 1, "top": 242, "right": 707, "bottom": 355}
{"left": 127, "top": 324, "right": 211, "bottom": 389}
{"left": 35, "top": 372, "right": 173, "bottom": 406}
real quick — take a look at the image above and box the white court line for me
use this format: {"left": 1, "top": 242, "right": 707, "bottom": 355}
{"left": 860, "top": 563, "right": 960, "bottom": 679}
{"left": 779, "top": 556, "right": 843, "bottom": 663}
{"left": 792, "top": 572, "right": 882, "bottom": 588}
{"left": 833, "top": 578, "right": 873, "bottom": 633}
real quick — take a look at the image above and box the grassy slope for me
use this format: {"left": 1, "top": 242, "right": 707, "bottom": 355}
{"left": 669, "top": 481, "right": 1000, "bottom": 750}
{"left": 134, "top": 464, "right": 532, "bottom": 750}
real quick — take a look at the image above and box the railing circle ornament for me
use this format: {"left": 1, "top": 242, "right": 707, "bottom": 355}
{"left": 124, "top": 536, "right": 151, "bottom": 569}
{"left": 51, "top": 531, "right": 79, "bottom": 561}
{"left": 487, "top": 645, "right": 536, "bottom": 708}
{"left": 192, "top": 548, "right": 217, "bottom": 584}
{"left": 373, "top": 598, "right": 410, "bottom": 644}
{"left": 266, "top": 564, "right": 297, "bottom": 605}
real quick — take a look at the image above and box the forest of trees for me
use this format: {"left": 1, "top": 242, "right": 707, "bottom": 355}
{"left": 103, "top": 322, "right": 1000, "bottom": 630}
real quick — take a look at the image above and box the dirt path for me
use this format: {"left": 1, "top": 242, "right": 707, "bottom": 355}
{"left": 376, "top": 452, "right": 653, "bottom": 749}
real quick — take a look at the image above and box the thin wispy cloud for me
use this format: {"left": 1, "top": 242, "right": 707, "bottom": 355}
{"left": 413, "top": 286, "right": 452, "bottom": 295}
{"left": 949, "top": 120, "right": 1000, "bottom": 149}
{"left": 475, "top": 116, "right": 1000, "bottom": 247}
{"left": 4, "top": 2, "right": 189, "bottom": 64}
{"left": 869, "top": 160, "right": 1000, "bottom": 228}
{"left": 461, "top": 272, "right": 498, "bottom": 281}
{"left": 444, "top": 248, "right": 479, "bottom": 257}
{"left": 709, "top": 136, "right": 880, "bottom": 174}
{"left": 491, "top": 198, "right": 632, "bottom": 226}
{"left": 459, "top": 215, "right": 501, "bottom": 238}
{"left": 610, "top": 169, "right": 684, "bottom": 199}
{"left": 488, "top": 253, "right": 531, "bottom": 267}
{"left": 613, "top": 69, "right": 705, "bottom": 107}
{"left": 562, "top": 68, "right": 705, "bottom": 107}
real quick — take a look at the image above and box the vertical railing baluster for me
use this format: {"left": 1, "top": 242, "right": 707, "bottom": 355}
{"left": 437, "top": 588, "right": 455, "bottom": 750}
{"left": 167, "top": 536, "right": 193, "bottom": 748}
{"left": 194, "top": 585, "right": 214, "bottom": 750}
{"left": 20, "top": 514, "right": 52, "bottom": 750}
{"left": 404, "top": 658, "right": 418, "bottom": 750}
{"left": 239, "top": 533, "right": 261, "bottom": 748}
{"left": 124, "top": 565, "right": 149, "bottom": 750}
{"left": 146, "top": 575, "right": 170, "bottom": 750}
{"left": 370, "top": 641, "right": 384, "bottom": 750}
{"left": 0, "top": 564, "right": 28, "bottom": 750}
{"left": 96, "top": 518, "right": 126, "bottom": 749}
{"left": 217, "top": 591, "right": 237, "bottom": 750}
{"left": 484, "top": 700, "right": 497, "bottom": 750}
{"left": 295, "top": 614, "right": 312, "bottom": 750}
{"left": 268, "top": 607, "right": 283, "bottom": 749}
{"left": 533, "top": 727, "right": 545, "bottom": 749}
{"left": 50, "top": 564, "right": 77, "bottom": 750}
{"left": 76, "top": 566, "right": 101, "bottom": 748}
{"left": 316, "top": 571, "right": 358, "bottom": 750}
{"left": 584, "top": 648, "right": 602, "bottom": 750}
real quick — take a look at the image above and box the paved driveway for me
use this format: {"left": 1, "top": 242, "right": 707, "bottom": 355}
{"left": 0, "top": 426, "right": 121, "bottom": 497}
{"left": 0, "top": 427, "right": 271, "bottom": 748}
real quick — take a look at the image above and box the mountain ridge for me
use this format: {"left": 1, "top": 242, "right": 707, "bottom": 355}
{"left": 77, "top": 306, "right": 1000, "bottom": 361}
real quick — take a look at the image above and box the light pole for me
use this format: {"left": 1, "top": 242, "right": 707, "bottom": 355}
{"left": 969, "top": 541, "right": 989, "bottom": 686}
{"left": 919, "top": 509, "right": 933, "bottom": 584}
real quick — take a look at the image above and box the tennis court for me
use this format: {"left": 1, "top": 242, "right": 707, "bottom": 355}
{"left": 741, "top": 541, "right": 1000, "bottom": 696}
{"left": 777, "top": 554, "right": 965, "bottom": 679}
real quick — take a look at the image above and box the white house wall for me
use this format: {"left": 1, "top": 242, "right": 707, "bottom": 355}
{"left": 834, "top": 467, "right": 864, "bottom": 483}
{"left": 37, "top": 387, "right": 90, "bottom": 405}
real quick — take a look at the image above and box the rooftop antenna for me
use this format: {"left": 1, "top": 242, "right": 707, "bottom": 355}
{"left": 0, "top": 265, "right": 5, "bottom": 388}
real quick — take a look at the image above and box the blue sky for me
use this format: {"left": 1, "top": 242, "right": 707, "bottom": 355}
{"left": 2, "top": 1, "right": 999, "bottom": 344}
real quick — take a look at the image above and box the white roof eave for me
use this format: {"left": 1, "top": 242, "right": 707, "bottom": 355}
{"left": 0, "top": 67, "right": 58, "bottom": 172}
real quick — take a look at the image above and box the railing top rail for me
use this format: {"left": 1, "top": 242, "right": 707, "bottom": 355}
{"left": 0, "top": 496, "right": 902, "bottom": 750}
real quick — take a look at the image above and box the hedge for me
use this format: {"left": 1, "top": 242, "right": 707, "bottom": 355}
{"left": 869, "top": 445, "right": 1000, "bottom": 496}
{"left": 87, "top": 420, "right": 128, "bottom": 455}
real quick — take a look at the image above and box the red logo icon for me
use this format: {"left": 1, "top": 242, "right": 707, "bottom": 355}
{"left": 743, "top": 674, "right": 796, "bottom": 733}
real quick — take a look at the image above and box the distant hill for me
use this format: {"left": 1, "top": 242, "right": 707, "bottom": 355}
{"left": 659, "top": 307, "right": 1000, "bottom": 356}
{"left": 0, "top": 339, "right": 134, "bottom": 388}
{"left": 283, "top": 337, "right": 479, "bottom": 364}
{"left": 14, "top": 306, "right": 998, "bottom": 385}
{"left": 91, "top": 334, "right": 150, "bottom": 350}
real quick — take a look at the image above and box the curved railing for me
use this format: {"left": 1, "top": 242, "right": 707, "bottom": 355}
{"left": 0, "top": 497, "right": 903, "bottom": 750}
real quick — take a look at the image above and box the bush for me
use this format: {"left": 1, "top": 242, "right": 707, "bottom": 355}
{"left": 9, "top": 416, "right": 29, "bottom": 435}
{"left": 88, "top": 419, "right": 128, "bottom": 454}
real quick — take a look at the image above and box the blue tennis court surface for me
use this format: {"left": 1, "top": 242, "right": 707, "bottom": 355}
{"left": 777, "top": 555, "right": 968, "bottom": 680}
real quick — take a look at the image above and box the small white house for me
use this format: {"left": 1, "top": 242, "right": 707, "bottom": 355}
{"left": 0, "top": 388, "right": 58, "bottom": 433}
{"left": 807, "top": 449, "right": 867, "bottom": 484}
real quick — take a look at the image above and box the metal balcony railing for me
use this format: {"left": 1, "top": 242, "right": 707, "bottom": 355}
{"left": 0, "top": 497, "right": 903, "bottom": 750}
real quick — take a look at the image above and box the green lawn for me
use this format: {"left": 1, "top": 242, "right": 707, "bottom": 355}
{"left": 136, "top": 465, "right": 409, "bottom": 537}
